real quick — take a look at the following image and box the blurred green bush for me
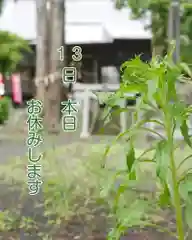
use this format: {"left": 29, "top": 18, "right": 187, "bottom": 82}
{"left": 0, "top": 96, "right": 10, "bottom": 124}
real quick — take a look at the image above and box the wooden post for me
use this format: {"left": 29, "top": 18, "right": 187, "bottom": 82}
{"left": 35, "top": 0, "right": 47, "bottom": 105}
{"left": 44, "top": 0, "right": 66, "bottom": 133}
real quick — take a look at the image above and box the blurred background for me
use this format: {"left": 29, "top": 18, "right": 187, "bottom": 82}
{"left": 0, "top": 0, "right": 191, "bottom": 133}
{"left": 0, "top": 0, "right": 152, "bottom": 100}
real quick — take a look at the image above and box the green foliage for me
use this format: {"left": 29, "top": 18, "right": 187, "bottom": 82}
{"left": 0, "top": 210, "right": 20, "bottom": 231}
{"left": 0, "top": 96, "right": 10, "bottom": 124}
{"left": 102, "top": 54, "right": 192, "bottom": 240}
{"left": 0, "top": 31, "right": 31, "bottom": 74}
{"left": 116, "top": 0, "right": 192, "bottom": 67}
{"left": 180, "top": 3, "right": 192, "bottom": 67}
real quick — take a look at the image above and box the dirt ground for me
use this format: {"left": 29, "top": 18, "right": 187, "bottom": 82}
{"left": 0, "top": 108, "right": 186, "bottom": 240}
{"left": 0, "top": 223, "right": 177, "bottom": 240}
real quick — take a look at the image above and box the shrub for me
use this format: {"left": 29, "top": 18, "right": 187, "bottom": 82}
{"left": 0, "top": 31, "right": 31, "bottom": 74}
{"left": 0, "top": 96, "right": 10, "bottom": 124}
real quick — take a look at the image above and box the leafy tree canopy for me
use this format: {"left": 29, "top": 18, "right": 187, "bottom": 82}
{"left": 0, "top": 31, "right": 31, "bottom": 74}
{"left": 116, "top": 0, "right": 192, "bottom": 66}
{"left": 0, "top": 0, "right": 30, "bottom": 74}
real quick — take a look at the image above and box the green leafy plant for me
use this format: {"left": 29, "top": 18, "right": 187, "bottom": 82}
{"left": 0, "top": 96, "right": 11, "bottom": 124}
{"left": 102, "top": 53, "right": 192, "bottom": 240}
{"left": 0, "top": 30, "right": 31, "bottom": 74}
{"left": 0, "top": 210, "right": 20, "bottom": 231}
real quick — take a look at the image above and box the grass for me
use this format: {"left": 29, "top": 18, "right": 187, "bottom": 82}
{"left": 0, "top": 140, "right": 191, "bottom": 239}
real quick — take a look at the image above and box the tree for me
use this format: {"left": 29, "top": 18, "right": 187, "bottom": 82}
{"left": 0, "top": 0, "right": 30, "bottom": 74}
{"left": 43, "top": 0, "right": 66, "bottom": 133}
{"left": 36, "top": 0, "right": 66, "bottom": 133}
{"left": 0, "top": 31, "right": 30, "bottom": 74}
{"left": 35, "top": 0, "right": 67, "bottom": 133}
{"left": 180, "top": 3, "right": 192, "bottom": 67}
{"left": 116, "top": 0, "right": 192, "bottom": 64}
{"left": 35, "top": 0, "right": 47, "bottom": 106}
{"left": 0, "top": 0, "right": 30, "bottom": 75}
{"left": 116, "top": 0, "right": 192, "bottom": 105}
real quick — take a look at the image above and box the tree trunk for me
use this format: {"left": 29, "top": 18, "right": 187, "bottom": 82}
{"left": 35, "top": 0, "right": 47, "bottom": 105}
{"left": 44, "top": 0, "right": 66, "bottom": 133}
{"left": 151, "top": 13, "right": 164, "bottom": 57}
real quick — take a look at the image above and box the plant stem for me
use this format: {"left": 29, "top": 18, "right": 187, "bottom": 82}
{"left": 166, "top": 118, "right": 185, "bottom": 240}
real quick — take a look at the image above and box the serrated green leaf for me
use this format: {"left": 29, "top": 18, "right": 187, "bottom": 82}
{"left": 155, "top": 140, "right": 169, "bottom": 182}
{"left": 180, "top": 120, "right": 192, "bottom": 147}
{"left": 158, "top": 183, "right": 171, "bottom": 207}
{"left": 116, "top": 199, "right": 149, "bottom": 227}
{"left": 94, "top": 92, "right": 114, "bottom": 105}
{"left": 119, "top": 84, "right": 145, "bottom": 94}
{"left": 169, "top": 101, "right": 185, "bottom": 121}
{"left": 125, "top": 143, "right": 135, "bottom": 173}
{"left": 100, "top": 106, "right": 112, "bottom": 125}
{"left": 180, "top": 62, "right": 192, "bottom": 78}
{"left": 179, "top": 173, "right": 192, "bottom": 202}
{"left": 120, "top": 56, "right": 150, "bottom": 85}
{"left": 166, "top": 73, "right": 178, "bottom": 102}
{"left": 146, "top": 79, "right": 158, "bottom": 103}
{"left": 129, "top": 169, "right": 137, "bottom": 180}
{"left": 153, "top": 91, "right": 163, "bottom": 109}
{"left": 113, "top": 182, "right": 129, "bottom": 212}
{"left": 179, "top": 182, "right": 189, "bottom": 202}
{"left": 108, "top": 199, "right": 150, "bottom": 239}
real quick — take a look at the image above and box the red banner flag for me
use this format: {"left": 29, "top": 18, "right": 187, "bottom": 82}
{"left": 12, "top": 73, "right": 22, "bottom": 104}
